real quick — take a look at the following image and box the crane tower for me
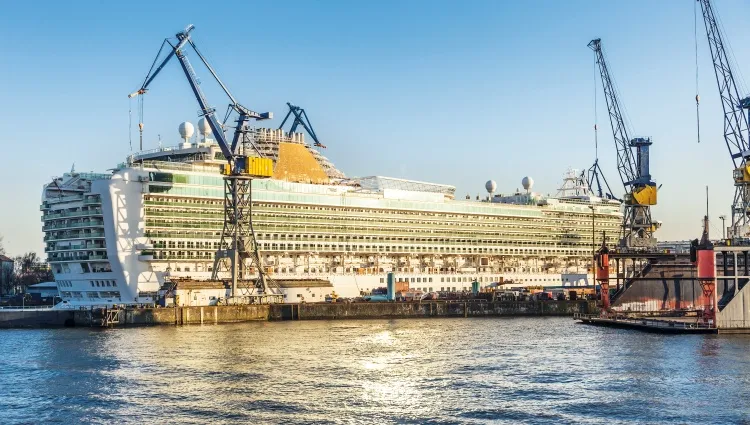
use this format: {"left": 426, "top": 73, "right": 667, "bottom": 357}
{"left": 128, "top": 25, "right": 281, "bottom": 302}
{"left": 589, "top": 38, "right": 660, "bottom": 250}
{"left": 698, "top": 0, "right": 750, "bottom": 239}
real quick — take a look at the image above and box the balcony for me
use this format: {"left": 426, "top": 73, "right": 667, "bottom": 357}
{"left": 45, "top": 195, "right": 85, "bottom": 204}
{"left": 135, "top": 243, "right": 154, "bottom": 251}
{"left": 48, "top": 253, "right": 108, "bottom": 262}
{"left": 42, "top": 220, "right": 104, "bottom": 231}
{"left": 43, "top": 231, "right": 106, "bottom": 242}
{"left": 42, "top": 209, "right": 103, "bottom": 221}
{"left": 45, "top": 243, "right": 96, "bottom": 252}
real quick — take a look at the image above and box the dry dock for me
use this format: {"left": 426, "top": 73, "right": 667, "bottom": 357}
{"left": 0, "top": 299, "right": 596, "bottom": 328}
{"left": 576, "top": 243, "right": 750, "bottom": 335}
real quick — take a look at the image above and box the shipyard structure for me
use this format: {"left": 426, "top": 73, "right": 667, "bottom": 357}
{"left": 42, "top": 122, "right": 621, "bottom": 307}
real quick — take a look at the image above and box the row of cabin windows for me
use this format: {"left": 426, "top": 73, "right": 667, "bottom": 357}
{"left": 145, "top": 196, "right": 618, "bottom": 225}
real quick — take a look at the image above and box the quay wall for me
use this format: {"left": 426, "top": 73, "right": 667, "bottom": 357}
{"left": 0, "top": 309, "right": 77, "bottom": 328}
{"left": 0, "top": 300, "right": 596, "bottom": 328}
{"left": 123, "top": 304, "right": 270, "bottom": 325}
{"left": 269, "top": 300, "right": 596, "bottom": 321}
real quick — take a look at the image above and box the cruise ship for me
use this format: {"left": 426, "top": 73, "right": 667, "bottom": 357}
{"left": 41, "top": 120, "right": 622, "bottom": 306}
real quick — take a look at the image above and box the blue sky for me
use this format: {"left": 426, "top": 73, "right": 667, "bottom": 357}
{"left": 1, "top": 0, "right": 749, "bottom": 255}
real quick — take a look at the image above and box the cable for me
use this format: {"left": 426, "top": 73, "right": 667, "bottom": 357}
{"left": 142, "top": 39, "right": 168, "bottom": 89}
{"left": 128, "top": 97, "right": 133, "bottom": 151}
{"left": 695, "top": 0, "right": 701, "bottom": 143}
{"left": 594, "top": 60, "right": 599, "bottom": 159}
{"left": 138, "top": 96, "right": 144, "bottom": 151}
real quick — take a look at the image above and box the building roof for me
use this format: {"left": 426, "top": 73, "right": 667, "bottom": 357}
{"left": 276, "top": 279, "right": 332, "bottom": 288}
{"left": 171, "top": 280, "right": 228, "bottom": 290}
{"left": 356, "top": 176, "right": 456, "bottom": 196}
{"left": 0, "top": 255, "right": 13, "bottom": 263}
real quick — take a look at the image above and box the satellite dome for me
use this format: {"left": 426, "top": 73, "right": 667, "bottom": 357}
{"left": 522, "top": 176, "right": 534, "bottom": 192}
{"left": 178, "top": 122, "right": 195, "bottom": 140}
{"left": 485, "top": 180, "right": 497, "bottom": 194}
{"left": 197, "top": 117, "right": 212, "bottom": 136}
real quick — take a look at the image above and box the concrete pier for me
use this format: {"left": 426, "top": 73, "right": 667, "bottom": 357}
{"left": 0, "top": 300, "right": 596, "bottom": 328}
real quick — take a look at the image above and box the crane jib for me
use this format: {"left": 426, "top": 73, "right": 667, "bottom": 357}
{"left": 127, "top": 24, "right": 273, "bottom": 177}
{"left": 589, "top": 37, "right": 658, "bottom": 248}
{"left": 699, "top": 0, "right": 750, "bottom": 238}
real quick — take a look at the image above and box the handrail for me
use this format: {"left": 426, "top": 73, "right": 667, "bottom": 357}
{"left": 0, "top": 305, "right": 55, "bottom": 310}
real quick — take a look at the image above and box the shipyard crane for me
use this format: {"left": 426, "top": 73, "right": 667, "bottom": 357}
{"left": 278, "top": 103, "right": 327, "bottom": 148}
{"left": 128, "top": 24, "right": 280, "bottom": 301}
{"left": 589, "top": 38, "right": 659, "bottom": 250}
{"left": 698, "top": 0, "right": 750, "bottom": 239}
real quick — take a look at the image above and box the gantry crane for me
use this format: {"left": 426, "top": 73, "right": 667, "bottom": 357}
{"left": 278, "top": 103, "right": 327, "bottom": 148}
{"left": 698, "top": 0, "right": 750, "bottom": 239}
{"left": 589, "top": 38, "right": 659, "bottom": 250}
{"left": 128, "top": 25, "right": 280, "bottom": 301}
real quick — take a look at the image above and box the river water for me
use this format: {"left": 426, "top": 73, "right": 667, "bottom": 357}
{"left": 1, "top": 317, "right": 749, "bottom": 424}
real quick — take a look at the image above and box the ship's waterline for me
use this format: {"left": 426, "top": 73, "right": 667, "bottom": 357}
{"left": 41, "top": 126, "right": 622, "bottom": 307}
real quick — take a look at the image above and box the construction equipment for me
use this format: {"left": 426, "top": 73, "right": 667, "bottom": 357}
{"left": 128, "top": 24, "right": 280, "bottom": 301}
{"left": 698, "top": 0, "right": 750, "bottom": 239}
{"left": 589, "top": 38, "right": 660, "bottom": 250}
{"left": 278, "top": 102, "right": 327, "bottom": 148}
{"left": 583, "top": 159, "right": 617, "bottom": 200}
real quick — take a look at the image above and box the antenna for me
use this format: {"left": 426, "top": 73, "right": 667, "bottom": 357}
{"left": 702, "top": 185, "right": 710, "bottom": 243}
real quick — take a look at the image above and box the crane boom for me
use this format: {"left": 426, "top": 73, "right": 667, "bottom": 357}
{"left": 278, "top": 103, "right": 326, "bottom": 148}
{"left": 129, "top": 25, "right": 271, "bottom": 173}
{"left": 589, "top": 38, "right": 659, "bottom": 250}
{"left": 698, "top": 0, "right": 750, "bottom": 238}
{"left": 588, "top": 39, "right": 638, "bottom": 187}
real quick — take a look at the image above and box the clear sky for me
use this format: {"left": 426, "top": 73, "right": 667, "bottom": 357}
{"left": 1, "top": 0, "right": 749, "bottom": 256}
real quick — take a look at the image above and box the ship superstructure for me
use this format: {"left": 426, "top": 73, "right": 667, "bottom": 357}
{"left": 42, "top": 125, "right": 622, "bottom": 306}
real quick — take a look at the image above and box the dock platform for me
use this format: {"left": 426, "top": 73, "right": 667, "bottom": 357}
{"left": 574, "top": 313, "right": 717, "bottom": 334}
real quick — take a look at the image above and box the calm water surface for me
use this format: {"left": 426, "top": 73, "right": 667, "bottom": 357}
{"left": 1, "top": 317, "right": 749, "bottom": 424}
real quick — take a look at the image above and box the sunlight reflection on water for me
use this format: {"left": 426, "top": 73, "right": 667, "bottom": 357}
{"left": 1, "top": 317, "right": 749, "bottom": 424}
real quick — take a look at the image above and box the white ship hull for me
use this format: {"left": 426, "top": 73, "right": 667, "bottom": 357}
{"left": 42, "top": 129, "right": 622, "bottom": 308}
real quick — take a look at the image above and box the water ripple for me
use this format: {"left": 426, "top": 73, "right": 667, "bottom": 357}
{"left": 1, "top": 318, "right": 749, "bottom": 424}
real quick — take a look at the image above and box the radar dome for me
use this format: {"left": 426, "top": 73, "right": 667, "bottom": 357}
{"left": 178, "top": 122, "right": 195, "bottom": 140}
{"left": 521, "top": 176, "right": 534, "bottom": 192}
{"left": 485, "top": 180, "right": 497, "bottom": 194}
{"left": 197, "top": 117, "right": 212, "bottom": 137}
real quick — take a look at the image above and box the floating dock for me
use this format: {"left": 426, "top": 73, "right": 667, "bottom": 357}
{"left": 574, "top": 314, "right": 716, "bottom": 334}
{"left": 576, "top": 243, "right": 750, "bottom": 334}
